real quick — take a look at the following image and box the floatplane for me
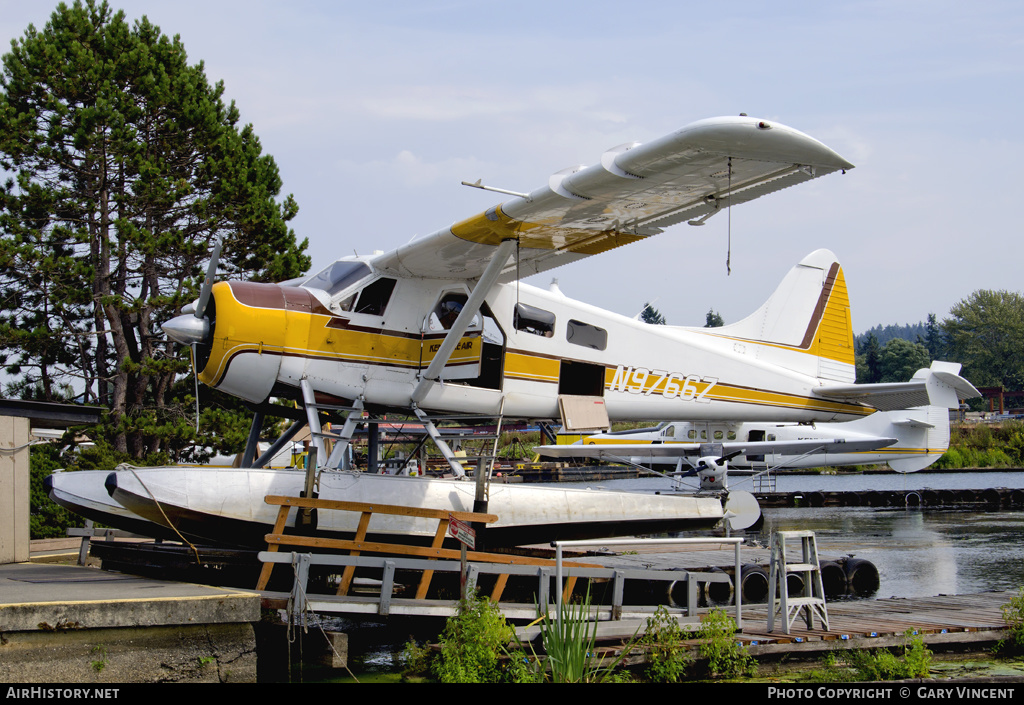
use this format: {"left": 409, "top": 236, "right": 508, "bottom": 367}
{"left": 48, "top": 115, "right": 977, "bottom": 548}
{"left": 534, "top": 360, "right": 979, "bottom": 491}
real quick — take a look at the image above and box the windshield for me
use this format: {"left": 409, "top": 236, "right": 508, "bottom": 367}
{"left": 302, "top": 261, "right": 371, "bottom": 297}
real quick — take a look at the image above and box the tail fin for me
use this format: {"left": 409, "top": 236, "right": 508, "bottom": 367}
{"left": 694, "top": 249, "right": 855, "bottom": 383}
{"left": 840, "top": 405, "right": 950, "bottom": 472}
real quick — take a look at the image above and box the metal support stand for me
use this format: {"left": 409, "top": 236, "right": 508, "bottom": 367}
{"left": 768, "top": 530, "right": 829, "bottom": 634}
{"left": 412, "top": 407, "right": 467, "bottom": 477}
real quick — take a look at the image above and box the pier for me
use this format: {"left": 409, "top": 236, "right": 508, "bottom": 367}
{"left": 0, "top": 545, "right": 260, "bottom": 683}
{"left": 2, "top": 533, "right": 1021, "bottom": 682}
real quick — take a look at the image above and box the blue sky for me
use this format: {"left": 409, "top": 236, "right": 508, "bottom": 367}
{"left": 2, "top": 1, "right": 1022, "bottom": 334}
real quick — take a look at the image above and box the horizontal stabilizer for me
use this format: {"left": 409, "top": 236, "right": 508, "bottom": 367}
{"left": 815, "top": 361, "right": 980, "bottom": 411}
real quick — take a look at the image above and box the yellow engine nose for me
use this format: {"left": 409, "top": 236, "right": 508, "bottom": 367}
{"left": 198, "top": 281, "right": 320, "bottom": 403}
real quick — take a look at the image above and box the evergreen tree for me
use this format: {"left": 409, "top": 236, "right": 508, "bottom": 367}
{"left": 0, "top": 1, "right": 309, "bottom": 459}
{"left": 857, "top": 332, "right": 882, "bottom": 383}
{"left": 641, "top": 302, "right": 666, "bottom": 325}
{"left": 924, "top": 312, "right": 945, "bottom": 360}
{"left": 704, "top": 308, "right": 724, "bottom": 328}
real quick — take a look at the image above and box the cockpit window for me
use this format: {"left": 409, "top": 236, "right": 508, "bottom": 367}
{"left": 302, "top": 261, "right": 371, "bottom": 297}
{"left": 353, "top": 277, "right": 397, "bottom": 315}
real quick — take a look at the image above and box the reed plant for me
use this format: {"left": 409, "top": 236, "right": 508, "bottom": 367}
{"left": 533, "top": 590, "right": 634, "bottom": 683}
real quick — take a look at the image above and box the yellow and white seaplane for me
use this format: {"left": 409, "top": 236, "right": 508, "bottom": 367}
{"left": 51, "top": 115, "right": 976, "bottom": 548}
{"left": 534, "top": 360, "right": 979, "bottom": 492}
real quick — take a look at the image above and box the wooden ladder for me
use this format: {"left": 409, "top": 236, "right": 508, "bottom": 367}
{"left": 768, "top": 530, "right": 829, "bottom": 634}
{"left": 254, "top": 495, "right": 592, "bottom": 601}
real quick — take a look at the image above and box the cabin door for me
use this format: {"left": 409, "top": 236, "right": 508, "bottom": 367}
{"left": 420, "top": 290, "right": 483, "bottom": 381}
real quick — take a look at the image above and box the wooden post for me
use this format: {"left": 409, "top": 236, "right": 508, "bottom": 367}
{"left": 0, "top": 416, "right": 30, "bottom": 564}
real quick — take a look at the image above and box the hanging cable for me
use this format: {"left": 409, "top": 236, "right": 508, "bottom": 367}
{"left": 727, "top": 156, "right": 733, "bottom": 276}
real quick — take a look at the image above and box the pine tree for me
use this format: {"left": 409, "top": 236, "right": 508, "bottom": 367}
{"left": 924, "top": 312, "right": 945, "bottom": 360}
{"left": 0, "top": 1, "right": 309, "bottom": 459}
{"left": 641, "top": 302, "right": 666, "bottom": 325}
{"left": 704, "top": 308, "right": 724, "bottom": 328}
{"left": 857, "top": 333, "right": 882, "bottom": 383}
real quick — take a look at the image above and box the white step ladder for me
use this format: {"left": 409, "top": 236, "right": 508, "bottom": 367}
{"left": 768, "top": 530, "right": 829, "bottom": 634}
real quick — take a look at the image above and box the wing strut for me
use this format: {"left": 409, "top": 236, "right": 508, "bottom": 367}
{"left": 300, "top": 378, "right": 329, "bottom": 468}
{"left": 410, "top": 237, "right": 517, "bottom": 404}
{"left": 323, "top": 398, "right": 364, "bottom": 470}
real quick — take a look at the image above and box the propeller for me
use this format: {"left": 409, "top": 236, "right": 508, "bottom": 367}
{"left": 696, "top": 448, "right": 744, "bottom": 491}
{"left": 163, "top": 237, "right": 223, "bottom": 346}
{"left": 162, "top": 237, "right": 224, "bottom": 429}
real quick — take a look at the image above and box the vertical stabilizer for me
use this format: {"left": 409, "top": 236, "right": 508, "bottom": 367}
{"left": 693, "top": 249, "right": 856, "bottom": 383}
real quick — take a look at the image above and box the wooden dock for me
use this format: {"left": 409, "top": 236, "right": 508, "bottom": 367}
{"left": 735, "top": 591, "right": 1012, "bottom": 655}
{"left": 548, "top": 590, "right": 1017, "bottom": 672}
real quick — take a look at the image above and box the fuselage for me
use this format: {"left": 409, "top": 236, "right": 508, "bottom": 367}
{"left": 567, "top": 406, "right": 950, "bottom": 471}
{"left": 191, "top": 255, "right": 868, "bottom": 423}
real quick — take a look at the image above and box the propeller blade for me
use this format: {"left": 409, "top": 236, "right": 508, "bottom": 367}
{"left": 194, "top": 237, "right": 223, "bottom": 320}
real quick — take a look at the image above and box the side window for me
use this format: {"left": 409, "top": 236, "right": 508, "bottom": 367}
{"left": 425, "top": 292, "right": 481, "bottom": 332}
{"left": 435, "top": 293, "right": 466, "bottom": 330}
{"left": 566, "top": 319, "right": 607, "bottom": 350}
{"left": 353, "top": 278, "right": 397, "bottom": 315}
{"left": 514, "top": 303, "right": 555, "bottom": 338}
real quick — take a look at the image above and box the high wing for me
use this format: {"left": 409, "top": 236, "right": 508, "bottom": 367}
{"left": 371, "top": 116, "right": 853, "bottom": 282}
{"left": 534, "top": 436, "right": 897, "bottom": 460}
{"left": 815, "top": 361, "right": 980, "bottom": 412}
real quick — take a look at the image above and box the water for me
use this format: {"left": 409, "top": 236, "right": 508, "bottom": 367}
{"left": 558, "top": 471, "right": 1024, "bottom": 600}
{"left": 756, "top": 506, "right": 1024, "bottom": 599}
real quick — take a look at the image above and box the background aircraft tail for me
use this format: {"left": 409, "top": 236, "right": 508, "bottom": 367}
{"left": 841, "top": 404, "right": 950, "bottom": 472}
{"left": 689, "top": 249, "right": 856, "bottom": 384}
{"left": 823, "top": 363, "right": 978, "bottom": 472}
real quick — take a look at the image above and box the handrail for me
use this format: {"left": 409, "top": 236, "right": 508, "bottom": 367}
{"left": 552, "top": 537, "right": 746, "bottom": 628}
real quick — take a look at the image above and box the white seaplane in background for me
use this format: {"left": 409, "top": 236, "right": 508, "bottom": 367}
{"left": 48, "top": 115, "right": 978, "bottom": 548}
{"left": 534, "top": 361, "right": 979, "bottom": 491}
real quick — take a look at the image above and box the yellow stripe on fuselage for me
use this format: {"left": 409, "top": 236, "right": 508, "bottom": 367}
{"left": 200, "top": 283, "right": 480, "bottom": 387}
{"left": 504, "top": 351, "right": 560, "bottom": 383}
